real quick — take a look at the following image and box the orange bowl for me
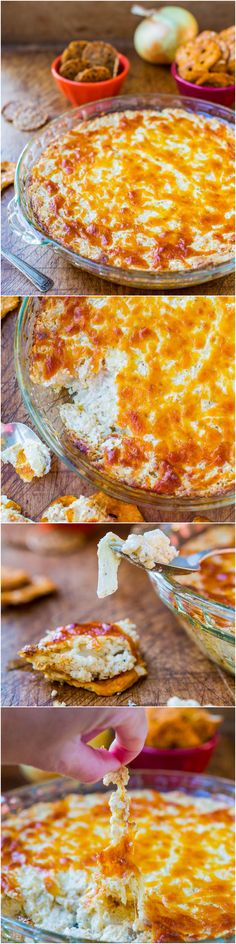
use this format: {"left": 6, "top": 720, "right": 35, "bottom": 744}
{"left": 51, "top": 52, "right": 130, "bottom": 105}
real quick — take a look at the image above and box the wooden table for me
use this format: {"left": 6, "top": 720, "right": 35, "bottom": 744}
{"left": 2, "top": 44, "right": 235, "bottom": 296}
{"left": 2, "top": 526, "right": 234, "bottom": 707}
{"left": 1, "top": 302, "right": 234, "bottom": 523}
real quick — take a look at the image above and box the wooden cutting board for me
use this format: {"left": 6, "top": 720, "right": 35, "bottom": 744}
{"left": 2, "top": 528, "right": 234, "bottom": 707}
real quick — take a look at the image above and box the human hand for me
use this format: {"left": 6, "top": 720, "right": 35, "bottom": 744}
{"left": 2, "top": 707, "right": 147, "bottom": 784}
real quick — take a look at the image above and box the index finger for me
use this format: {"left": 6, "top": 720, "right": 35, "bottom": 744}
{"left": 109, "top": 708, "right": 147, "bottom": 765}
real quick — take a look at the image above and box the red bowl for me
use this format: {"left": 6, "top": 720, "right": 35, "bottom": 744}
{"left": 51, "top": 52, "right": 130, "bottom": 105}
{"left": 130, "top": 733, "right": 220, "bottom": 774}
{"left": 171, "top": 62, "right": 235, "bottom": 107}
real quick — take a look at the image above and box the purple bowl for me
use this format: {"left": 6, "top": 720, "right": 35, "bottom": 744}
{"left": 171, "top": 62, "right": 235, "bottom": 107}
{"left": 130, "top": 733, "right": 220, "bottom": 773}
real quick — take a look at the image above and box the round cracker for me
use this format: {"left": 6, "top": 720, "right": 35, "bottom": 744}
{"left": 2, "top": 100, "right": 25, "bottom": 122}
{"left": 176, "top": 45, "right": 201, "bottom": 81}
{"left": 61, "top": 40, "right": 87, "bottom": 64}
{"left": 227, "top": 56, "right": 235, "bottom": 75}
{"left": 82, "top": 40, "right": 118, "bottom": 75}
{"left": 113, "top": 56, "right": 120, "bottom": 77}
{"left": 75, "top": 65, "right": 111, "bottom": 83}
{"left": 13, "top": 105, "right": 49, "bottom": 131}
{"left": 216, "top": 37, "right": 230, "bottom": 62}
{"left": 212, "top": 58, "right": 228, "bottom": 74}
{"left": 1, "top": 161, "right": 16, "bottom": 191}
{"left": 219, "top": 26, "right": 235, "bottom": 42}
{"left": 59, "top": 57, "right": 87, "bottom": 78}
{"left": 192, "top": 36, "right": 221, "bottom": 71}
{"left": 196, "top": 70, "right": 234, "bottom": 87}
{"left": 195, "top": 30, "right": 218, "bottom": 43}
{"left": 176, "top": 45, "right": 205, "bottom": 82}
{"left": 176, "top": 35, "right": 221, "bottom": 82}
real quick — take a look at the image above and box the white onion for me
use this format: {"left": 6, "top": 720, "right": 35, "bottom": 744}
{"left": 133, "top": 4, "right": 198, "bottom": 64}
{"left": 158, "top": 5, "right": 199, "bottom": 43}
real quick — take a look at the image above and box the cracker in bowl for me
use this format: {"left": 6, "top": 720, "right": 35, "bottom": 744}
{"left": 175, "top": 25, "right": 235, "bottom": 86}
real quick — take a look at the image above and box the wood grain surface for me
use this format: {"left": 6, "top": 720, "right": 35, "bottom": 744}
{"left": 2, "top": 1, "right": 235, "bottom": 46}
{"left": 2, "top": 525, "right": 235, "bottom": 707}
{"left": 1, "top": 300, "right": 234, "bottom": 523}
{"left": 2, "top": 39, "right": 235, "bottom": 295}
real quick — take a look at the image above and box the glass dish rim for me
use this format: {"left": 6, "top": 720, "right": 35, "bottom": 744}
{"left": 149, "top": 565, "right": 235, "bottom": 623}
{"left": 14, "top": 296, "right": 235, "bottom": 513}
{"left": 13, "top": 91, "right": 235, "bottom": 289}
{"left": 2, "top": 772, "right": 235, "bottom": 944}
{"left": 148, "top": 530, "right": 235, "bottom": 627}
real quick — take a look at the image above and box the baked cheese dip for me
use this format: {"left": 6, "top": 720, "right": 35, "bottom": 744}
{"left": 177, "top": 548, "right": 235, "bottom": 608}
{"left": 28, "top": 108, "right": 234, "bottom": 272}
{"left": 175, "top": 525, "right": 235, "bottom": 609}
{"left": 2, "top": 786, "right": 234, "bottom": 942}
{"left": 29, "top": 295, "right": 235, "bottom": 499}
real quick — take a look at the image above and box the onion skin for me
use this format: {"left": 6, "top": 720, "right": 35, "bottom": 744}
{"left": 158, "top": 6, "right": 199, "bottom": 44}
{"left": 134, "top": 17, "right": 177, "bottom": 63}
{"left": 134, "top": 6, "right": 198, "bottom": 65}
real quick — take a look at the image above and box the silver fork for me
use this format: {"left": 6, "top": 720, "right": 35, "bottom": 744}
{"left": 111, "top": 542, "right": 223, "bottom": 576}
{"left": 1, "top": 248, "right": 54, "bottom": 292}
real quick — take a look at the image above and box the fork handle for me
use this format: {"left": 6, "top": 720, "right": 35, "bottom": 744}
{"left": 1, "top": 249, "right": 54, "bottom": 292}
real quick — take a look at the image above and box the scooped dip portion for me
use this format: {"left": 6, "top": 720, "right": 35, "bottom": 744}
{"left": 97, "top": 528, "right": 178, "bottom": 598}
{"left": 1, "top": 438, "right": 51, "bottom": 482}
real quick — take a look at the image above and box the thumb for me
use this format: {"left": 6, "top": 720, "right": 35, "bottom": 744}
{"left": 57, "top": 737, "right": 122, "bottom": 784}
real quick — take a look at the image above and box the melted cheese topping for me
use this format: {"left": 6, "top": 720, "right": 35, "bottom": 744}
{"left": 28, "top": 109, "right": 235, "bottom": 272}
{"left": 2, "top": 789, "right": 234, "bottom": 942}
{"left": 177, "top": 548, "right": 235, "bottom": 607}
{"left": 29, "top": 295, "right": 235, "bottom": 497}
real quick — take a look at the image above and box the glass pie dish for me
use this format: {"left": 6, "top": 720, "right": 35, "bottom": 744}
{"left": 1, "top": 771, "right": 235, "bottom": 944}
{"left": 8, "top": 93, "right": 235, "bottom": 290}
{"left": 15, "top": 297, "right": 235, "bottom": 514}
{"left": 148, "top": 527, "right": 235, "bottom": 675}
